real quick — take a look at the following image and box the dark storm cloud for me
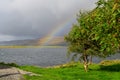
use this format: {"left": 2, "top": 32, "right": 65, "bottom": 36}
{"left": 0, "top": 0, "right": 98, "bottom": 41}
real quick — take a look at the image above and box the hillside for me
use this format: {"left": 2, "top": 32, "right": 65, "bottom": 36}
{"left": 0, "top": 36, "right": 66, "bottom": 46}
{"left": 39, "top": 37, "right": 67, "bottom": 46}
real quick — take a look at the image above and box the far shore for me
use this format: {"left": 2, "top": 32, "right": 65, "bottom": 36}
{"left": 0, "top": 45, "right": 66, "bottom": 48}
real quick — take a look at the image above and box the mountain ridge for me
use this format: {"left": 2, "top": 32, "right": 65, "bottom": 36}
{"left": 0, "top": 36, "right": 67, "bottom": 46}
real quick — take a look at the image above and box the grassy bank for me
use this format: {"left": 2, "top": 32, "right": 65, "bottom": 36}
{"left": 0, "top": 60, "right": 120, "bottom": 80}
{"left": 17, "top": 60, "right": 120, "bottom": 80}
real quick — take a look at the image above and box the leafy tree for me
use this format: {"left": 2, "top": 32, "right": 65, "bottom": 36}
{"left": 65, "top": 12, "right": 101, "bottom": 72}
{"left": 91, "top": 0, "right": 120, "bottom": 55}
{"left": 65, "top": 0, "right": 120, "bottom": 72}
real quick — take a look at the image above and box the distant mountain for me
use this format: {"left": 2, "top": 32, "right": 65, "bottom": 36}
{"left": 0, "top": 36, "right": 67, "bottom": 46}
{"left": 42, "top": 37, "right": 67, "bottom": 46}
{"left": 0, "top": 39, "right": 40, "bottom": 46}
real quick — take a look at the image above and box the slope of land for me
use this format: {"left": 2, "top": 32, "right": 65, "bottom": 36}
{"left": 19, "top": 60, "right": 120, "bottom": 80}
{"left": 0, "top": 36, "right": 66, "bottom": 46}
{"left": 0, "top": 60, "right": 120, "bottom": 80}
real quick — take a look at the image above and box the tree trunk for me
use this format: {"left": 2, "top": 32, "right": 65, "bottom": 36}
{"left": 84, "top": 62, "right": 88, "bottom": 72}
{"left": 83, "top": 55, "right": 89, "bottom": 72}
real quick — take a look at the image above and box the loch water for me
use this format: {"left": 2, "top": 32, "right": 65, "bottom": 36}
{"left": 0, "top": 47, "right": 120, "bottom": 67}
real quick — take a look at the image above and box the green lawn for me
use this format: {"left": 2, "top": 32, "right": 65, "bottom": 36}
{"left": 18, "top": 61, "right": 120, "bottom": 80}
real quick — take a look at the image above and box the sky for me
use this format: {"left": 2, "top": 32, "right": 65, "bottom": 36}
{"left": 0, "top": 0, "right": 98, "bottom": 41}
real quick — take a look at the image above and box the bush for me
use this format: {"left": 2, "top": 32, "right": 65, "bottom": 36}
{"left": 99, "top": 60, "right": 120, "bottom": 71}
{"left": 0, "top": 62, "right": 19, "bottom": 67}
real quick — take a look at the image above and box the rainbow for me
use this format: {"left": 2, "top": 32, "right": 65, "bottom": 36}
{"left": 38, "top": 16, "right": 75, "bottom": 45}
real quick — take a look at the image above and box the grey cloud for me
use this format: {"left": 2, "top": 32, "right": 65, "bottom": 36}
{"left": 0, "top": 0, "right": 98, "bottom": 41}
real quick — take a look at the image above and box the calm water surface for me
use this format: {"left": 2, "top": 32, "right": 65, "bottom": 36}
{"left": 0, "top": 47, "right": 120, "bottom": 67}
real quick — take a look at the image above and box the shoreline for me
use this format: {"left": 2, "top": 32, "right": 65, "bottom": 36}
{"left": 0, "top": 45, "right": 66, "bottom": 48}
{"left": 0, "top": 60, "right": 120, "bottom": 80}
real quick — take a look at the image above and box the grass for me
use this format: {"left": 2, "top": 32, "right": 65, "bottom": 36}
{"left": 17, "top": 60, "right": 120, "bottom": 80}
{"left": 0, "top": 60, "right": 120, "bottom": 80}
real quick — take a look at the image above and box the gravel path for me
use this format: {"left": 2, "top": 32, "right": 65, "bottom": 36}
{"left": 0, "top": 67, "right": 24, "bottom": 80}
